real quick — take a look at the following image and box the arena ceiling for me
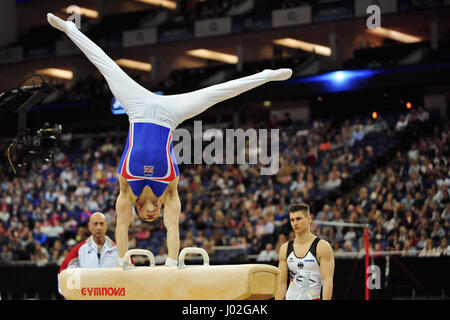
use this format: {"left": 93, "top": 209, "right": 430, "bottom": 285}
{"left": 1, "top": 1, "right": 450, "bottom": 91}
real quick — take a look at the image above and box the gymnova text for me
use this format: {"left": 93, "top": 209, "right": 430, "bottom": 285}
{"left": 173, "top": 121, "right": 279, "bottom": 175}
{"left": 81, "top": 287, "right": 125, "bottom": 296}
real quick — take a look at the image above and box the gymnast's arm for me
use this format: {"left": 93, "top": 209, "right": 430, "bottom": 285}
{"left": 115, "top": 174, "right": 134, "bottom": 262}
{"left": 318, "top": 240, "right": 335, "bottom": 300}
{"left": 275, "top": 242, "right": 288, "bottom": 300}
{"left": 162, "top": 180, "right": 181, "bottom": 266}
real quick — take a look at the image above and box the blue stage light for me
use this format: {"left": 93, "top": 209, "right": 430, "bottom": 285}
{"left": 111, "top": 97, "right": 125, "bottom": 115}
{"left": 333, "top": 71, "right": 346, "bottom": 82}
{"left": 287, "top": 69, "right": 381, "bottom": 92}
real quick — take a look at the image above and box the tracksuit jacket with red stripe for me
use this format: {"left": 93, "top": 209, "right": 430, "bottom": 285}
{"left": 57, "top": 236, "right": 119, "bottom": 295}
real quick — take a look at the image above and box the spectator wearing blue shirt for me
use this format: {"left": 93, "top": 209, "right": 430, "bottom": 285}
{"left": 350, "top": 124, "right": 365, "bottom": 146}
{"left": 401, "top": 193, "right": 415, "bottom": 211}
{"left": 33, "top": 224, "right": 48, "bottom": 245}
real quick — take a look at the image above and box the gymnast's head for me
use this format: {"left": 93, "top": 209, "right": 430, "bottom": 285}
{"left": 135, "top": 197, "right": 161, "bottom": 223}
{"left": 288, "top": 203, "right": 312, "bottom": 233}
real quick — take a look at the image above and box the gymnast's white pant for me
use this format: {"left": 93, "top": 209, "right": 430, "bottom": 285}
{"left": 59, "top": 20, "right": 291, "bottom": 130}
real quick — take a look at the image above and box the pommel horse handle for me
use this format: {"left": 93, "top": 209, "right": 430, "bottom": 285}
{"left": 123, "top": 249, "right": 156, "bottom": 270}
{"left": 178, "top": 247, "right": 210, "bottom": 268}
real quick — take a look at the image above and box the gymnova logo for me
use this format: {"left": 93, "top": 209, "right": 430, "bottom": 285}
{"left": 81, "top": 287, "right": 126, "bottom": 296}
{"left": 173, "top": 121, "right": 279, "bottom": 175}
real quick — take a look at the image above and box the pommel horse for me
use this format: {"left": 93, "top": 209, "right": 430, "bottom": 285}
{"left": 59, "top": 247, "right": 280, "bottom": 300}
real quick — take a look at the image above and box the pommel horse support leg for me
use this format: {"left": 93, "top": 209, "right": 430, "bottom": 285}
{"left": 59, "top": 248, "right": 280, "bottom": 300}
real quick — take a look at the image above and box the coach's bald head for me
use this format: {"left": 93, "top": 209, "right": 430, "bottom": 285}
{"left": 88, "top": 212, "right": 107, "bottom": 245}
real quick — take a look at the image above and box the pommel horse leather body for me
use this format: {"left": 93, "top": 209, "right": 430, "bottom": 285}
{"left": 59, "top": 248, "right": 280, "bottom": 300}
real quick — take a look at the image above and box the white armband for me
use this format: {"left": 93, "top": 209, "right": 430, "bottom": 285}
{"left": 165, "top": 257, "right": 178, "bottom": 267}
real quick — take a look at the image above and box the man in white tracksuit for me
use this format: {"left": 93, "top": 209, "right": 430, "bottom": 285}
{"left": 57, "top": 212, "right": 118, "bottom": 296}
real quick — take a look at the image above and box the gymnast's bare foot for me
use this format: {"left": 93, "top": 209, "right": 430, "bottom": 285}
{"left": 263, "top": 68, "right": 293, "bottom": 81}
{"left": 47, "top": 13, "right": 75, "bottom": 33}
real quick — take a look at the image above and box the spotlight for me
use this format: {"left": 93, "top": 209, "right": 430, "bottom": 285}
{"left": 372, "top": 111, "right": 378, "bottom": 119}
{"left": 333, "top": 71, "right": 345, "bottom": 82}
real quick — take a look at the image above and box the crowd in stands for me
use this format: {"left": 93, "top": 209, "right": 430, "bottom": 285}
{"left": 0, "top": 102, "right": 448, "bottom": 266}
{"left": 313, "top": 109, "right": 450, "bottom": 259}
